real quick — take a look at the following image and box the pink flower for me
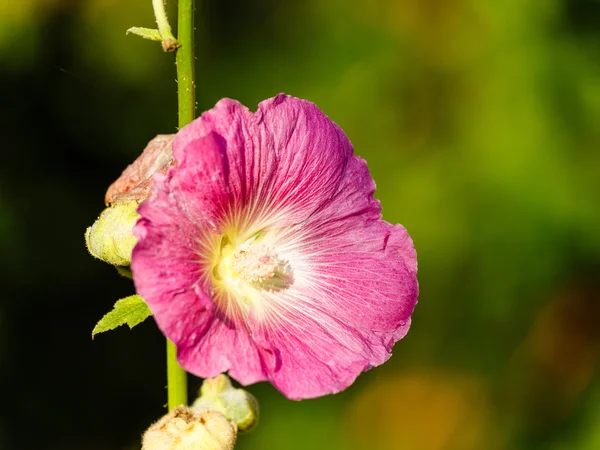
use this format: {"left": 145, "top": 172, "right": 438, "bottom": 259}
{"left": 131, "top": 94, "right": 418, "bottom": 400}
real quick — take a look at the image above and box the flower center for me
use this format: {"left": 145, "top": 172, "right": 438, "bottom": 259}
{"left": 214, "top": 235, "right": 293, "bottom": 294}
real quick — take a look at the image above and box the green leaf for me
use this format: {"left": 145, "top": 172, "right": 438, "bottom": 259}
{"left": 126, "top": 27, "right": 163, "bottom": 42}
{"left": 92, "top": 295, "right": 152, "bottom": 339}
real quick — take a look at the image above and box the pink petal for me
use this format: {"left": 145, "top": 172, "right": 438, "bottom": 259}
{"left": 172, "top": 94, "right": 353, "bottom": 226}
{"left": 132, "top": 133, "right": 231, "bottom": 331}
{"left": 177, "top": 314, "right": 268, "bottom": 386}
{"left": 244, "top": 215, "right": 418, "bottom": 399}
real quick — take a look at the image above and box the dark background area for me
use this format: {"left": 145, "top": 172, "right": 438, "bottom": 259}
{"left": 1, "top": 0, "right": 599, "bottom": 449}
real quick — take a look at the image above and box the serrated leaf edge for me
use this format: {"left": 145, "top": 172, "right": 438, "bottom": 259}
{"left": 92, "top": 295, "right": 152, "bottom": 339}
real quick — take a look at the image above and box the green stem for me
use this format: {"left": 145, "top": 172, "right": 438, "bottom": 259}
{"left": 176, "top": 0, "right": 196, "bottom": 128}
{"left": 167, "top": 339, "right": 187, "bottom": 409}
{"left": 166, "top": 0, "right": 195, "bottom": 411}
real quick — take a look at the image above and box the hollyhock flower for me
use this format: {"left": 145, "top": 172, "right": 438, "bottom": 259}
{"left": 131, "top": 94, "right": 418, "bottom": 400}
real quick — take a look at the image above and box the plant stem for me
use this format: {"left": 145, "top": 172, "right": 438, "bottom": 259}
{"left": 176, "top": 0, "right": 196, "bottom": 128}
{"left": 167, "top": 339, "right": 187, "bottom": 409}
{"left": 166, "top": 0, "right": 195, "bottom": 411}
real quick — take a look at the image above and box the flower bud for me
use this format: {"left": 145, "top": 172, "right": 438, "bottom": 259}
{"left": 142, "top": 406, "right": 237, "bottom": 450}
{"left": 85, "top": 200, "right": 139, "bottom": 267}
{"left": 192, "top": 375, "right": 259, "bottom": 433}
{"left": 85, "top": 134, "right": 174, "bottom": 268}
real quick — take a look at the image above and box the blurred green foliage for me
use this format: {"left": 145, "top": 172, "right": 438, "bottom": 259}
{"left": 0, "top": 0, "right": 598, "bottom": 449}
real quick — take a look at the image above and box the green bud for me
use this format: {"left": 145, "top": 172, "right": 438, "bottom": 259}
{"left": 85, "top": 200, "right": 139, "bottom": 267}
{"left": 192, "top": 375, "right": 259, "bottom": 433}
{"left": 142, "top": 406, "right": 237, "bottom": 450}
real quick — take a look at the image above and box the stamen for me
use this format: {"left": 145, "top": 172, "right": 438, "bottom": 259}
{"left": 213, "top": 233, "right": 294, "bottom": 297}
{"left": 231, "top": 243, "right": 293, "bottom": 291}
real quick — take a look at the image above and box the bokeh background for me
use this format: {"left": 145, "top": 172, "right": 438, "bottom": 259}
{"left": 1, "top": 0, "right": 599, "bottom": 449}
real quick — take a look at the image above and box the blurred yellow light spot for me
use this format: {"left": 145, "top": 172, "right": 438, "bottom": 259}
{"left": 343, "top": 370, "right": 497, "bottom": 450}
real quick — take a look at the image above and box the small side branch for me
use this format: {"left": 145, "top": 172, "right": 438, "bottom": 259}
{"left": 126, "top": 0, "right": 180, "bottom": 52}
{"left": 152, "top": 0, "right": 180, "bottom": 52}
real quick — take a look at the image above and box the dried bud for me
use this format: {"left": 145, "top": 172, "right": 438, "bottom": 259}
{"left": 142, "top": 406, "right": 237, "bottom": 450}
{"left": 192, "top": 375, "right": 259, "bottom": 433}
{"left": 85, "top": 200, "right": 139, "bottom": 267}
{"left": 105, "top": 134, "right": 174, "bottom": 206}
